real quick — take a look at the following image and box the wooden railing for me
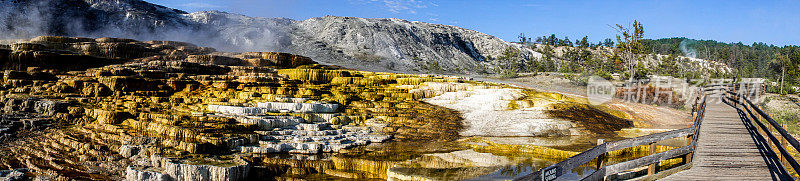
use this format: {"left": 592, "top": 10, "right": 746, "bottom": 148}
{"left": 724, "top": 86, "right": 800, "bottom": 178}
{"left": 515, "top": 87, "right": 712, "bottom": 181}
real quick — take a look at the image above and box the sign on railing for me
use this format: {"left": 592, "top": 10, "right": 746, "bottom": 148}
{"left": 541, "top": 166, "right": 560, "bottom": 181}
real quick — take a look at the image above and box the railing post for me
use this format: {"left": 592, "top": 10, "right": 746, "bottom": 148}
{"left": 754, "top": 112, "right": 767, "bottom": 141}
{"left": 694, "top": 89, "right": 701, "bottom": 113}
{"left": 768, "top": 123, "right": 779, "bottom": 162}
{"left": 689, "top": 107, "right": 700, "bottom": 128}
{"left": 750, "top": 117, "right": 764, "bottom": 135}
{"left": 780, "top": 124, "right": 788, "bottom": 167}
{"left": 648, "top": 142, "right": 657, "bottom": 176}
{"left": 685, "top": 134, "right": 693, "bottom": 163}
{"left": 687, "top": 99, "right": 697, "bottom": 164}
{"left": 596, "top": 139, "right": 606, "bottom": 169}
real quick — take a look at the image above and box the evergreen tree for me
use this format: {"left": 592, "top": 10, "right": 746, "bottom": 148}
{"left": 518, "top": 33, "right": 528, "bottom": 44}
{"left": 603, "top": 38, "right": 615, "bottom": 47}
{"left": 578, "top": 36, "right": 590, "bottom": 48}
{"left": 612, "top": 20, "right": 645, "bottom": 81}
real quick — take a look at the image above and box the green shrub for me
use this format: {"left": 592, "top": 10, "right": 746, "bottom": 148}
{"left": 499, "top": 69, "right": 519, "bottom": 78}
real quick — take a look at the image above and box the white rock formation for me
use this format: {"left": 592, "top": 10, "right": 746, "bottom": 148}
{"left": 162, "top": 162, "right": 249, "bottom": 181}
{"left": 233, "top": 115, "right": 302, "bottom": 130}
{"left": 206, "top": 105, "right": 264, "bottom": 115}
{"left": 255, "top": 102, "right": 339, "bottom": 113}
{"left": 241, "top": 124, "right": 391, "bottom": 154}
{"left": 125, "top": 167, "right": 169, "bottom": 181}
{"left": 423, "top": 87, "right": 575, "bottom": 137}
{"left": 425, "top": 149, "right": 512, "bottom": 167}
{"left": 148, "top": 156, "right": 250, "bottom": 181}
{"left": 124, "top": 155, "right": 251, "bottom": 181}
{"left": 206, "top": 102, "right": 339, "bottom": 115}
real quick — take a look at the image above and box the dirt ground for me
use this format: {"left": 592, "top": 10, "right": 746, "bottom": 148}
{"left": 762, "top": 93, "right": 800, "bottom": 137}
{"left": 481, "top": 73, "right": 693, "bottom": 131}
{"left": 603, "top": 100, "right": 692, "bottom": 129}
{"left": 476, "top": 73, "right": 588, "bottom": 97}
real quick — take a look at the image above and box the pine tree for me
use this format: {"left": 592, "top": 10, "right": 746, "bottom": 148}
{"left": 578, "top": 36, "right": 590, "bottom": 48}
{"left": 603, "top": 38, "right": 615, "bottom": 47}
{"left": 612, "top": 20, "right": 645, "bottom": 81}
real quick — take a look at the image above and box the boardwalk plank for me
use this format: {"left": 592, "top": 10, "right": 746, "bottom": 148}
{"left": 661, "top": 93, "right": 780, "bottom": 181}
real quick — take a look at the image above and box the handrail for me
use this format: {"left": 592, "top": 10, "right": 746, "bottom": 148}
{"left": 724, "top": 89, "right": 800, "bottom": 176}
{"left": 516, "top": 87, "right": 709, "bottom": 181}
{"left": 514, "top": 128, "right": 697, "bottom": 181}
{"left": 605, "top": 128, "right": 693, "bottom": 152}
{"left": 688, "top": 94, "right": 707, "bottom": 163}
{"left": 735, "top": 91, "right": 800, "bottom": 152}
{"left": 703, "top": 83, "right": 736, "bottom": 87}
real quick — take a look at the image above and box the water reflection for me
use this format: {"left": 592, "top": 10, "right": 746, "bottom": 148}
{"left": 242, "top": 130, "right": 691, "bottom": 181}
{"left": 244, "top": 135, "right": 603, "bottom": 180}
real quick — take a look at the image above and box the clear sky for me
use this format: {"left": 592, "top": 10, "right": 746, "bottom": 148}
{"left": 146, "top": 0, "right": 800, "bottom": 46}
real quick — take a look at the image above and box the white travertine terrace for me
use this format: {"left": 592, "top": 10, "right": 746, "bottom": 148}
{"left": 421, "top": 84, "right": 577, "bottom": 137}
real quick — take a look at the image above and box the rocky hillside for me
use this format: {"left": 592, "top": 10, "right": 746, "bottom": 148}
{"left": 1, "top": 0, "right": 733, "bottom": 77}
{"left": 289, "top": 16, "right": 540, "bottom": 73}
{"left": 0, "top": 0, "right": 538, "bottom": 74}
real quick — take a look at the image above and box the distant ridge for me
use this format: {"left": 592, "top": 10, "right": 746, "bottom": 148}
{"left": 0, "top": 0, "right": 540, "bottom": 74}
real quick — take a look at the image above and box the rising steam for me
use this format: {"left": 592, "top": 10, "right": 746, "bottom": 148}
{"left": 679, "top": 39, "right": 697, "bottom": 58}
{"left": 0, "top": 0, "right": 289, "bottom": 52}
{"left": 0, "top": 0, "right": 51, "bottom": 41}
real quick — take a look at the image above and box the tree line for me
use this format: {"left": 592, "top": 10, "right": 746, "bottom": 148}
{"left": 642, "top": 38, "right": 799, "bottom": 94}
{"left": 517, "top": 33, "right": 615, "bottom": 48}
{"left": 510, "top": 23, "right": 799, "bottom": 94}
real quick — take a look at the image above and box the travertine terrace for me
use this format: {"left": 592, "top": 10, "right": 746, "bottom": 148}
{"left": 0, "top": 36, "right": 634, "bottom": 180}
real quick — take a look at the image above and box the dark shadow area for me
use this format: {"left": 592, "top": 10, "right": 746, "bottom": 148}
{"left": 725, "top": 97, "right": 793, "bottom": 180}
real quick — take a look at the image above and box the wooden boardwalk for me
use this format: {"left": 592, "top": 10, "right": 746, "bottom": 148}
{"left": 661, "top": 92, "right": 789, "bottom": 180}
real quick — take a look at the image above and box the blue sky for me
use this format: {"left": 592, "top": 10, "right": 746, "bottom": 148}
{"left": 146, "top": 0, "right": 800, "bottom": 46}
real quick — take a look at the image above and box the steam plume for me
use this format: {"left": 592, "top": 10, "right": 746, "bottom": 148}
{"left": 0, "top": 0, "right": 288, "bottom": 52}
{"left": 679, "top": 39, "right": 697, "bottom": 58}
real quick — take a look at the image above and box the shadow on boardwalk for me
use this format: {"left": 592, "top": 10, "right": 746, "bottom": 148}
{"left": 730, "top": 98, "right": 793, "bottom": 180}
{"left": 661, "top": 93, "right": 792, "bottom": 180}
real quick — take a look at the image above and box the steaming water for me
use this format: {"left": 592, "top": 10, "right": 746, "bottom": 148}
{"left": 0, "top": 0, "right": 290, "bottom": 52}
{"left": 679, "top": 39, "right": 698, "bottom": 58}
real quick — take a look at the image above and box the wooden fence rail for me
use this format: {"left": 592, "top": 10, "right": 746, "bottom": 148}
{"left": 725, "top": 88, "right": 800, "bottom": 177}
{"left": 515, "top": 86, "right": 713, "bottom": 181}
